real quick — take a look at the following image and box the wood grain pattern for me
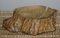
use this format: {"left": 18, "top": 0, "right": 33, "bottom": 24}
{"left": 0, "top": 11, "right": 60, "bottom": 38}
{"left": 2, "top": 5, "right": 57, "bottom": 35}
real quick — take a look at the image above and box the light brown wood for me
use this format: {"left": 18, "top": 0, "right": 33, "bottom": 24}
{"left": 3, "top": 5, "right": 57, "bottom": 35}
{"left": 0, "top": 11, "right": 60, "bottom": 38}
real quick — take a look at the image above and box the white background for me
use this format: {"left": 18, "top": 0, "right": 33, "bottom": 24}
{"left": 0, "top": 0, "right": 60, "bottom": 11}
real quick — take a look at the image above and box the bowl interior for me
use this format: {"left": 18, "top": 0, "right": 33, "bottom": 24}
{"left": 14, "top": 5, "right": 57, "bottom": 18}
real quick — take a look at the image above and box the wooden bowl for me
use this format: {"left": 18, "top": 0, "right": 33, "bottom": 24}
{"left": 3, "top": 5, "right": 57, "bottom": 35}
